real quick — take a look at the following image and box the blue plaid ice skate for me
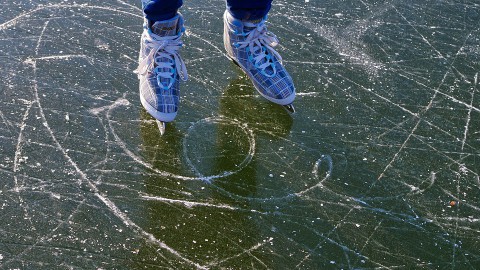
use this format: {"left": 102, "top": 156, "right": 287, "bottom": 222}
{"left": 135, "top": 14, "right": 187, "bottom": 123}
{"left": 223, "top": 11, "right": 296, "bottom": 107}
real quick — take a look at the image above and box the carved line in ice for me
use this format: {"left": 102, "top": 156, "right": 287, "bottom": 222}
{"left": 140, "top": 194, "right": 238, "bottom": 210}
{"left": 139, "top": 194, "right": 280, "bottom": 217}
{"left": 139, "top": 194, "right": 277, "bottom": 220}
{"left": 377, "top": 119, "right": 421, "bottom": 181}
{"left": 312, "top": 154, "right": 333, "bottom": 179}
{"left": 9, "top": 48, "right": 39, "bottom": 261}
{"left": 182, "top": 117, "right": 257, "bottom": 183}
{"left": 205, "top": 237, "right": 274, "bottom": 268}
{"left": 461, "top": 72, "right": 477, "bottom": 151}
{"left": 452, "top": 72, "right": 478, "bottom": 267}
{"left": 290, "top": 154, "right": 333, "bottom": 197}
{"left": 25, "top": 55, "right": 95, "bottom": 65}
{"left": 13, "top": 100, "right": 33, "bottom": 192}
{"left": 11, "top": 15, "right": 207, "bottom": 270}
{"left": 205, "top": 154, "right": 334, "bottom": 202}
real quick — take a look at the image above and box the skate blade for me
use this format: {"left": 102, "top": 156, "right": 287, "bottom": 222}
{"left": 284, "top": 104, "right": 296, "bottom": 114}
{"left": 156, "top": 120, "right": 166, "bottom": 135}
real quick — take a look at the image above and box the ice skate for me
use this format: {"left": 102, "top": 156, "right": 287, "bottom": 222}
{"left": 223, "top": 11, "right": 296, "bottom": 112}
{"left": 135, "top": 14, "right": 187, "bottom": 135}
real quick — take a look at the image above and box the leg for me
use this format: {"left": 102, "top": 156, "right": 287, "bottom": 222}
{"left": 225, "top": 0, "right": 272, "bottom": 20}
{"left": 142, "top": 0, "right": 183, "bottom": 23}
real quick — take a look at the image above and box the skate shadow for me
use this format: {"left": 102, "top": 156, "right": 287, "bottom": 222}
{"left": 202, "top": 70, "right": 293, "bottom": 196}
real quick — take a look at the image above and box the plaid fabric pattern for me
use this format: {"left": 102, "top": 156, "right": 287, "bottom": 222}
{"left": 223, "top": 11, "right": 295, "bottom": 105}
{"left": 138, "top": 14, "right": 184, "bottom": 121}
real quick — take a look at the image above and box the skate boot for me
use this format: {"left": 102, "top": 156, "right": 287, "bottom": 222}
{"left": 223, "top": 11, "right": 296, "bottom": 113}
{"left": 135, "top": 14, "right": 187, "bottom": 135}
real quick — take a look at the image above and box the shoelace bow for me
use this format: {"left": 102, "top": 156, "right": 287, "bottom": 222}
{"left": 135, "top": 30, "right": 188, "bottom": 90}
{"left": 234, "top": 22, "right": 282, "bottom": 77}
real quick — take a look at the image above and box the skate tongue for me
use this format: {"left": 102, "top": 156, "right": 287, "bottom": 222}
{"left": 151, "top": 15, "right": 181, "bottom": 37}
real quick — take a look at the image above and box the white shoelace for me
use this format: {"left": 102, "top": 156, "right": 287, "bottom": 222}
{"left": 234, "top": 22, "right": 282, "bottom": 77}
{"left": 135, "top": 31, "right": 188, "bottom": 89}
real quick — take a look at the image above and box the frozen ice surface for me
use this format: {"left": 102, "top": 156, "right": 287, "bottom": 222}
{"left": 1, "top": 0, "right": 480, "bottom": 269}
